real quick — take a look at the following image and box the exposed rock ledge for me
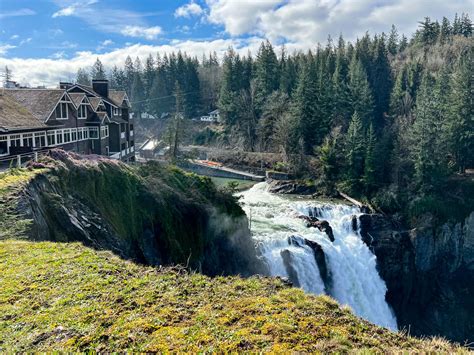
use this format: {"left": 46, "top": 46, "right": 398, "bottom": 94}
{"left": 358, "top": 212, "right": 474, "bottom": 344}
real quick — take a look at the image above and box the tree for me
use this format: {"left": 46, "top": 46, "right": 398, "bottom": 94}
{"left": 345, "top": 111, "right": 365, "bottom": 190}
{"left": 387, "top": 25, "right": 399, "bottom": 55}
{"left": 292, "top": 57, "right": 320, "bottom": 153}
{"left": 124, "top": 56, "right": 135, "bottom": 95}
{"left": 438, "top": 17, "right": 452, "bottom": 44}
{"left": 348, "top": 55, "right": 374, "bottom": 128}
{"left": 447, "top": 52, "right": 474, "bottom": 173}
{"left": 90, "top": 58, "right": 106, "bottom": 80}
{"left": 363, "top": 124, "right": 377, "bottom": 194}
{"left": 143, "top": 54, "right": 156, "bottom": 99}
{"left": 253, "top": 40, "right": 280, "bottom": 114}
{"left": 76, "top": 67, "right": 90, "bottom": 86}
{"left": 411, "top": 72, "right": 449, "bottom": 190}
{"left": 258, "top": 91, "right": 289, "bottom": 151}
{"left": 3, "top": 65, "right": 12, "bottom": 85}
{"left": 169, "top": 81, "right": 184, "bottom": 161}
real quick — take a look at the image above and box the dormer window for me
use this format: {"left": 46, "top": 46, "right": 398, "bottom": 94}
{"left": 78, "top": 104, "right": 87, "bottom": 119}
{"left": 55, "top": 102, "right": 68, "bottom": 120}
{"left": 113, "top": 107, "right": 121, "bottom": 116}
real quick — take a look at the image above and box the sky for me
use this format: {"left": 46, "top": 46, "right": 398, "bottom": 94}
{"left": 0, "top": 0, "right": 471, "bottom": 87}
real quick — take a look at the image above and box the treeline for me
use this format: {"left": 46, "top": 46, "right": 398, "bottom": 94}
{"left": 75, "top": 13, "right": 473, "bottom": 219}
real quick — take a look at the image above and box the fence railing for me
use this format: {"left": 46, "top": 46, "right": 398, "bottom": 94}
{"left": 0, "top": 149, "right": 51, "bottom": 168}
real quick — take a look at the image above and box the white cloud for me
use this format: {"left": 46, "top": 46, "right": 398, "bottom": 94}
{"left": 206, "top": 0, "right": 472, "bottom": 43}
{"left": 0, "top": 38, "right": 263, "bottom": 87}
{"left": 19, "top": 38, "right": 32, "bottom": 46}
{"left": 0, "top": 44, "right": 16, "bottom": 56}
{"left": 10, "top": 35, "right": 19, "bottom": 40}
{"left": 101, "top": 39, "right": 114, "bottom": 46}
{"left": 52, "top": 0, "right": 98, "bottom": 18}
{"left": 120, "top": 26, "right": 162, "bottom": 40}
{"left": 50, "top": 51, "right": 67, "bottom": 59}
{"left": 175, "top": 1, "right": 204, "bottom": 18}
{"left": 206, "top": 0, "right": 281, "bottom": 36}
{"left": 0, "top": 8, "right": 35, "bottom": 19}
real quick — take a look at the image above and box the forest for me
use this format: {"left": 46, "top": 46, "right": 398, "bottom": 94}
{"left": 77, "top": 14, "right": 473, "bottom": 224}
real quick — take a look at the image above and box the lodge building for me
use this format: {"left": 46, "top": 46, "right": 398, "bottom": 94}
{"left": 0, "top": 79, "right": 135, "bottom": 162}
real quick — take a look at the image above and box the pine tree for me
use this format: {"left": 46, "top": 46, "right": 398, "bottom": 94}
{"left": 169, "top": 81, "right": 184, "bottom": 162}
{"left": 90, "top": 58, "right": 106, "bottom": 80}
{"left": 411, "top": 72, "right": 449, "bottom": 190}
{"left": 143, "top": 54, "right": 156, "bottom": 99}
{"left": 75, "top": 67, "right": 90, "bottom": 86}
{"left": 345, "top": 111, "right": 365, "bottom": 190}
{"left": 460, "top": 13, "right": 473, "bottom": 37}
{"left": 131, "top": 63, "right": 145, "bottom": 115}
{"left": 387, "top": 25, "right": 399, "bottom": 55}
{"left": 124, "top": 56, "right": 135, "bottom": 96}
{"left": 348, "top": 55, "right": 374, "bottom": 128}
{"left": 218, "top": 48, "right": 240, "bottom": 126}
{"left": 258, "top": 91, "right": 289, "bottom": 151}
{"left": 438, "top": 17, "right": 452, "bottom": 44}
{"left": 447, "top": 52, "right": 474, "bottom": 173}
{"left": 399, "top": 34, "right": 408, "bottom": 52}
{"left": 254, "top": 40, "right": 279, "bottom": 114}
{"left": 3, "top": 65, "right": 12, "bottom": 85}
{"left": 292, "top": 57, "right": 320, "bottom": 153}
{"left": 363, "top": 124, "right": 377, "bottom": 194}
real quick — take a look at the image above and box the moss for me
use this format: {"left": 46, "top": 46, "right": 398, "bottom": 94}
{"left": 0, "top": 240, "right": 464, "bottom": 352}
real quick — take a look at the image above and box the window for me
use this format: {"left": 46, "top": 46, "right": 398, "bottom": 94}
{"left": 72, "top": 129, "right": 77, "bottom": 142}
{"left": 34, "top": 132, "right": 46, "bottom": 148}
{"left": 78, "top": 105, "right": 87, "bottom": 119}
{"left": 100, "top": 125, "right": 109, "bottom": 139}
{"left": 113, "top": 107, "right": 119, "bottom": 116}
{"left": 89, "top": 127, "right": 99, "bottom": 139}
{"left": 56, "top": 130, "right": 63, "bottom": 144}
{"left": 130, "top": 140, "right": 135, "bottom": 147}
{"left": 64, "top": 129, "right": 71, "bottom": 143}
{"left": 10, "top": 134, "right": 21, "bottom": 148}
{"left": 47, "top": 131, "right": 56, "bottom": 146}
{"left": 83, "top": 128, "right": 89, "bottom": 139}
{"left": 23, "top": 133, "right": 33, "bottom": 147}
{"left": 0, "top": 135, "right": 8, "bottom": 155}
{"left": 55, "top": 103, "right": 68, "bottom": 119}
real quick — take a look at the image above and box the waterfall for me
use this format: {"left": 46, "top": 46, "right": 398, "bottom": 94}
{"left": 239, "top": 182, "right": 398, "bottom": 330}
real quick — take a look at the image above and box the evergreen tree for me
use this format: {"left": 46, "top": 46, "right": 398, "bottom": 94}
{"left": 399, "top": 34, "right": 408, "bottom": 52}
{"left": 143, "top": 54, "right": 156, "bottom": 99}
{"left": 218, "top": 48, "right": 240, "bottom": 126}
{"left": 411, "top": 72, "right": 449, "bottom": 190}
{"left": 124, "top": 56, "right": 135, "bottom": 96}
{"left": 75, "top": 67, "right": 90, "bottom": 86}
{"left": 387, "top": 25, "right": 399, "bottom": 55}
{"left": 447, "top": 52, "right": 474, "bottom": 173}
{"left": 3, "top": 65, "right": 12, "bottom": 85}
{"left": 292, "top": 57, "right": 320, "bottom": 153}
{"left": 169, "top": 81, "right": 184, "bottom": 161}
{"left": 90, "top": 58, "right": 106, "bottom": 80}
{"left": 345, "top": 111, "right": 365, "bottom": 189}
{"left": 438, "top": 17, "right": 452, "bottom": 44}
{"left": 254, "top": 40, "right": 280, "bottom": 114}
{"left": 258, "top": 91, "right": 289, "bottom": 151}
{"left": 363, "top": 124, "right": 377, "bottom": 193}
{"left": 130, "top": 60, "right": 145, "bottom": 115}
{"left": 348, "top": 55, "right": 374, "bottom": 128}
{"left": 460, "top": 13, "right": 473, "bottom": 37}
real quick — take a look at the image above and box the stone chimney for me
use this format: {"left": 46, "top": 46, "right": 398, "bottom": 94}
{"left": 92, "top": 79, "right": 109, "bottom": 98}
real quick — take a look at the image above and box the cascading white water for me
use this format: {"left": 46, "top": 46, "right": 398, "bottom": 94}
{"left": 239, "top": 182, "right": 398, "bottom": 330}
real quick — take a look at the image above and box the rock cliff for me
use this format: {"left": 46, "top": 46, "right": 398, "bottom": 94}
{"left": 359, "top": 212, "right": 474, "bottom": 343}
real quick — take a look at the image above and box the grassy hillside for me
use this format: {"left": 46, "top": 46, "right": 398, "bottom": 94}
{"left": 0, "top": 158, "right": 465, "bottom": 352}
{"left": 0, "top": 240, "right": 462, "bottom": 352}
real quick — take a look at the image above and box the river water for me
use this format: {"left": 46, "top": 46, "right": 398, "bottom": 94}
{"left": 238, "top": 182, "right": 397, "bottom": 330}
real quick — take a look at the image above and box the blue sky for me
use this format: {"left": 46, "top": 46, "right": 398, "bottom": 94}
{"left": 0, "top": 0, "right": 471, "bottom": 86}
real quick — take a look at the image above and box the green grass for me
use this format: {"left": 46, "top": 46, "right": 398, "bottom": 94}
{"left": 0, "top": 157, "right": 465, "bottom": 352}
{"left": 210, "top": 177, "right": 257, "bottom": 191}
{"left": 0, "top": 240, "right": 463, "bottom": 352}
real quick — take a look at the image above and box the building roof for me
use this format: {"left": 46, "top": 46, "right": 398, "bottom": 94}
{"left": 0, "top": 93, "right": 49, "bottom": 131}
{"left": 110, "top": 116, "right": 127, "bottom": 124}
{"left": 209, "top": 109, "right": 219, "bottom": 115}
{"left": 108, "top": 90, "right": 128, "bottom": 107}
{"left": 69, "top": 92, "right": 86, "bottom": 107}
{"left": 5, "top": 88, "right": 65, "bottom": 121}
{"left": 88, "top": 97, "right": 103, "bottom": 112}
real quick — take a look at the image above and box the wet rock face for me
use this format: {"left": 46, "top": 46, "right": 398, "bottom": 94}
{"left": 280, "top": 249, "right": 301, "bottom": 287}
{"left": 358, "top": 212, "right": 474, "bottom": 344}
{"left": 288, "top": 236, "right": 332, "bottom": 294}
{"left": 298, "top": 215, "right": 335, "bottom": 242}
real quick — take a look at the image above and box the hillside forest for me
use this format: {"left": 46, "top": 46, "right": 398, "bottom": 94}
{"left": 76, "top": 14, "right": 474, "bottom": 224}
